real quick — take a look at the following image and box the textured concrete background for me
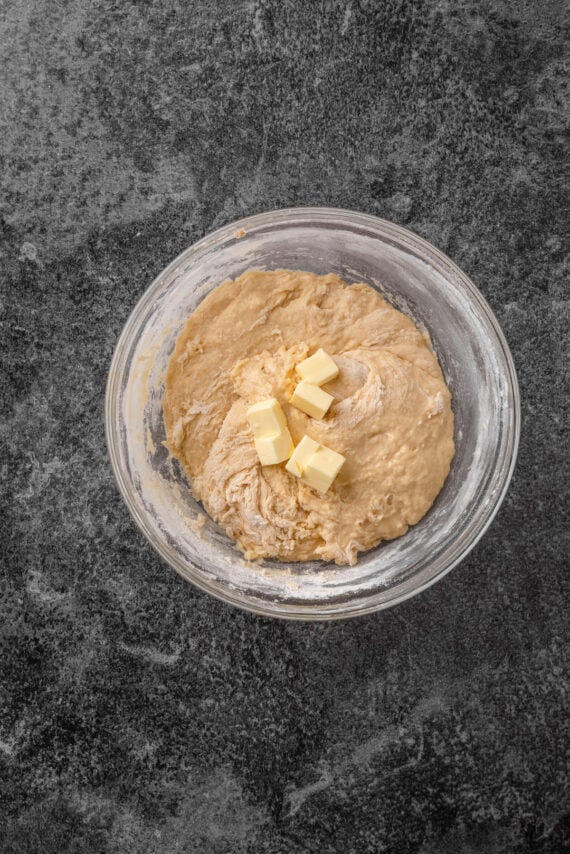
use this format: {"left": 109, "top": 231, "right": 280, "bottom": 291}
{"left": 1, "top": 0, "right": 569, "bottom": 851}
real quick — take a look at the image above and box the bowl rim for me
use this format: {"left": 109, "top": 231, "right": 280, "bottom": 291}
{"left": 105, "top": 206, "right": 521, "bottom": 620}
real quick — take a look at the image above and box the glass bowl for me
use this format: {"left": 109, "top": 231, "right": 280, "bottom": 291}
{"left": 105, "top": 208, "right": 520, "bottom": 620}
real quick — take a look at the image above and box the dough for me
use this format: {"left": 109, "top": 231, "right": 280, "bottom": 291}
{"left": 163, "top": 270, "right": 455, "bottom": 566}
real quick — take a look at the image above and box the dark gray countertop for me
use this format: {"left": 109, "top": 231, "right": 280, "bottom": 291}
{"left": 2, "top": 1, "right": 568, "bottom": 851}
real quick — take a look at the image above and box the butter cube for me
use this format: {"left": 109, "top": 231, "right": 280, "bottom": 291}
{"left": 290, "top": 381, "right": 333, "bottom": 420}
{"left": 254, "top": 428, "right": 294, "bottom": 465}
{"left": 285, "top": 435, "right": 321, "bottom": 478}
{"left": 246, "top": 398, "right": 287, "bottom": 438}
{"left": 247, "top": 398, "right": 294, "bottom": 466}
{"left": 303, "top": 446, "right": 346, "bottom": 494}
{"left": 296, "top": 349, "right": 339, "bottom": 386}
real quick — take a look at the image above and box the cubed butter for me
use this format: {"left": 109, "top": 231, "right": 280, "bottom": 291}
{"left": 303, "top": 445, "right": 346, "bottom": 494}
{"left": 285, "top": 435, "right": 321, "bottom": 478}
{"left": 286, "top": 434, "right": 345, "bottom": 492}
{"left": 254, "top": 429, "right": 294, "bottom": 465}
{"left": 296, "top": 348, "right": 339, "bottom": 386}
{"left": 246, "top": 398, "right": 287, "bottom": 439}
{"left": 290, "top": 380, "right": 333, "bottom": 420}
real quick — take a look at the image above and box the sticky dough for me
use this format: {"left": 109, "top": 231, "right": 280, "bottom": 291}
{"left": 163, "top": 270, "right": 455, "bottom": 566}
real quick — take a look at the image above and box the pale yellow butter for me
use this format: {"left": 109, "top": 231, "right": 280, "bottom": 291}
{"left": 246, "top": 397, "right": 287, "bottom": 438}
{"left": 296, "top": 348, "right": 339, "bottom": 386}
{"left": 290, "top": 380, "right": 333, "bottom": 420}
{"left": 254, "top": 429, "right": 294, "bottom": 465}
{"left": 286, "top": 434, "right": 345, "bottom": 493}
{"left": 247, "top": 398, "right": 293, "bottom": 464}
{"left": 285, "top": 435, "right": 321, "bottom": 478}
{"left": 304, "top": 445, "right": 345, "bottom": 493}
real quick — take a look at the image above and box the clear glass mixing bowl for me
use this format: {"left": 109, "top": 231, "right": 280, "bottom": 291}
{"left": 105, "top": 208, "right": 520, "bottom": 620}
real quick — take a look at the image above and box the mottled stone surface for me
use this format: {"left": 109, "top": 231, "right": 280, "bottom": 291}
{"left": 1, "top": 0, "right": 569, "bottom": 851}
